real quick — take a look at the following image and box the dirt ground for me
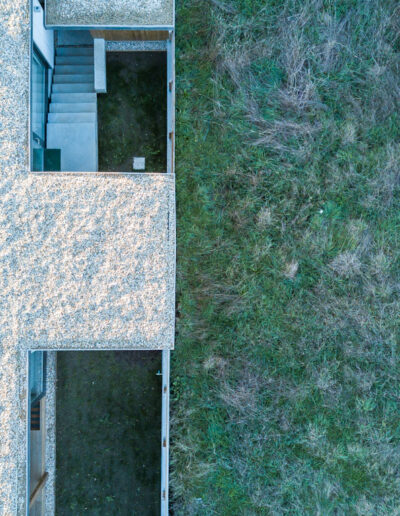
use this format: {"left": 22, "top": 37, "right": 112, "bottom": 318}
{"left": 98, "top": 52, "right": 167, "bottom": 172}
{"left": 56, "top": 351, "right": 161, "bottom": 515}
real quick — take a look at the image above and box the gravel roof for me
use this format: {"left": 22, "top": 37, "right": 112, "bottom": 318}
{"left": 0, "top": 1, "right": 175, "bottom": 513}
{"left": 46, "top": 0, "right": 174, "bottom": 27}
{"left": 16, "top": 173, "right": 175, "bottom": 350}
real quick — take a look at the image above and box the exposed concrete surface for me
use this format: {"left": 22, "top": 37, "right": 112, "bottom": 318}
{"left": 44, "top": 352, "right": 56, "bottom": 516}
{"left": 94, "top": 38, "right": 106, "bottom": 93}
{"left": 57, "top": 29, "right": 93, "bottom": 46}
{"left": 33, "top": 0, "right": 54, "bottom": 68}
{"left": 0, "top": 1, "right": 175, "bottom": 513}
{"left": 46, "top": 0, "right": 174, "bottom": 27}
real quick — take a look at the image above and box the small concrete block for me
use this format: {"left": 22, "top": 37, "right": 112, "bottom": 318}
{"left": 133, "top": 157, "right": 145, "bottom": 171}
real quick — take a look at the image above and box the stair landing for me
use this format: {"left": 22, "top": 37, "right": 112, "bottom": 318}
{"left": 47, "top": 123, "right": 98, "bottom": 171}
{"left": 47, "top": 44, "right": 98, "bottom": 171}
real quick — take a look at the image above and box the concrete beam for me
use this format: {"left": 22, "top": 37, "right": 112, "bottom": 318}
{"left": 94, "top": 38, "right": 106, "bottom": 93}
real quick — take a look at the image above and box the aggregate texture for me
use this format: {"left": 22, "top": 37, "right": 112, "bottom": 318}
{"left": 44, "top": 352, "right": 56, "bottom": 516}
{"left": 46, "top": 0, "right": 174, "bottom": 27}
{"left": 106, "top": 40, "right": 167, "bottom": 51}
{"left": 10, "top": 173, "right": 176, "bottom": 351}
{"left": 0, "top": 1, "right": 175, "bottom": 513}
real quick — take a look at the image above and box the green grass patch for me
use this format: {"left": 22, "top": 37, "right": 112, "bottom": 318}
{"left": 172, "top": 0, "right": 400, "bottom": 513}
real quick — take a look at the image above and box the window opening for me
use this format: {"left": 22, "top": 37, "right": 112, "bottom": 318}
{"left": 28, "top": 351, "right": 48, "bottom": 516}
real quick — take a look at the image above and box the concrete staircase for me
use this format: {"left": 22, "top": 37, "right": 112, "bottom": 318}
{"left": 47, "top": 46, "right": 98, "bottom": 171}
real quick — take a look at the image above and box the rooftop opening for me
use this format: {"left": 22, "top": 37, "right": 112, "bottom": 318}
{"left": 31, "top": 15, "right": 173, "bottom": 173}
{"left": 56, "top": 351, "right": 162, "bottom": 514}
{"left": 28, "top": 351, "right": 48, "bottom": 515}
{"left": 98, "top": 51, "right": 167, "bottom": 172}
{"left": 27, "top": 350, "right": 170, "bottom": 515}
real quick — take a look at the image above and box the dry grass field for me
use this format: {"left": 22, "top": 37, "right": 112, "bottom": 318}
{"left": 172, "top": 0, "right": 400, "bottom": 514}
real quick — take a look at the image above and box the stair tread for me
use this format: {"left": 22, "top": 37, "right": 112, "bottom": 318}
{"left": 50, "top": 103, "right": 96, "bottom": 113}
{"left": 54, "top": 74, "right": 94, "bottom": 84}
{"left": 56, "top": 56, "right": 94, "bottom": 65}
{"left": 53, "top": 84, "right": 94, "bottom": 93}
{"left": 48, "top": 112, "right": 96, "bottom": 122}
{"left": 55, "top": 65, "right": 94, "bottom": 74}
{"left": 51, "top": 93, "right": 97, "bottom": 102}
{"left": 58, "top": 30, "right": 94, "bottom": 46}
{"left": 56, "top": 47, "right": 94, "bottom": 56}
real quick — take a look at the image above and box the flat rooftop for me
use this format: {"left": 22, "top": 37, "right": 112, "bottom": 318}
{"left": 19, "top": 173, "right": 175, "bottom": 350}
{"left": 0, "top": 0, "right": 175, "bottom": 512}
{"left": 46, "top": 0, "right": 174, "bottom": 27}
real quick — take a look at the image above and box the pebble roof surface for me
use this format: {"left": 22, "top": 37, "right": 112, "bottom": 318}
{"left": 12, "top": 173, "right": 176, "bottom": 351}
{"left": 0, "top": 1, "right": 175, "bottom": 513}
{"left": 46, "top": 0, "right": 174, "bottom": 27}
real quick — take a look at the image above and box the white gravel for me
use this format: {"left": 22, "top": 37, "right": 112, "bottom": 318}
{"left": 46, "top": 0, "right": 174, "bottom": 27}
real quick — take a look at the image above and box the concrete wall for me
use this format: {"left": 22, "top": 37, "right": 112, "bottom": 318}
{"left": 33, "top": 0, "right": 54, "bottom": 68}
{"left": 94, "top": 38, "right": 106, "bottom": 93}
{"left": 44, "top": 352, "right": 56, "bottom": 516}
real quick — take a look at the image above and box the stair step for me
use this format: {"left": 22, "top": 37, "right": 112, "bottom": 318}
{"left": 55, "top": 65, "right": 93, "bottom": 75}
{"left": 50, "top": 102, "right": 96, "bottom": 113}
{"left": 56, "top": 46, "right": 94, "bottom": 56}
{"left": 53, "top": 83, "right": 94, "bottom": 93}
{"left": 53, "top": 74, "right": 94, "bottom": 84}
{"left": 58, "top": 30, "right": 94, "bottom": 46}
{"left": 56, "top": 56, "right": 94, "bottom": 65}
{"left": 48, "top": 112, "right": 96, "bottom": 123}
{"left": 47, "top": 122, "right": 98, "bottom": 171}
{"left": 51, "top": 92, "right": 97, "bottom": 103}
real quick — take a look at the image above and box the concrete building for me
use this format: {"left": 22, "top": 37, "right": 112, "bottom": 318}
{"left": 0, "top": 0, "right": 175, "bottom": 514}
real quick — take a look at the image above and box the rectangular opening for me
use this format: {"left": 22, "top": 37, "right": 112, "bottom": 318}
{"left": 26, "top": 350, "right": 170, "bottom": 515}
{"left": 98, "top": 52, "right": 167, "bottom": 172}
{"left": 30, "top": 14, "right": 173, "bottom": 174}
{"left": 28, "top": 351, "right": 48, "bottom": 516}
